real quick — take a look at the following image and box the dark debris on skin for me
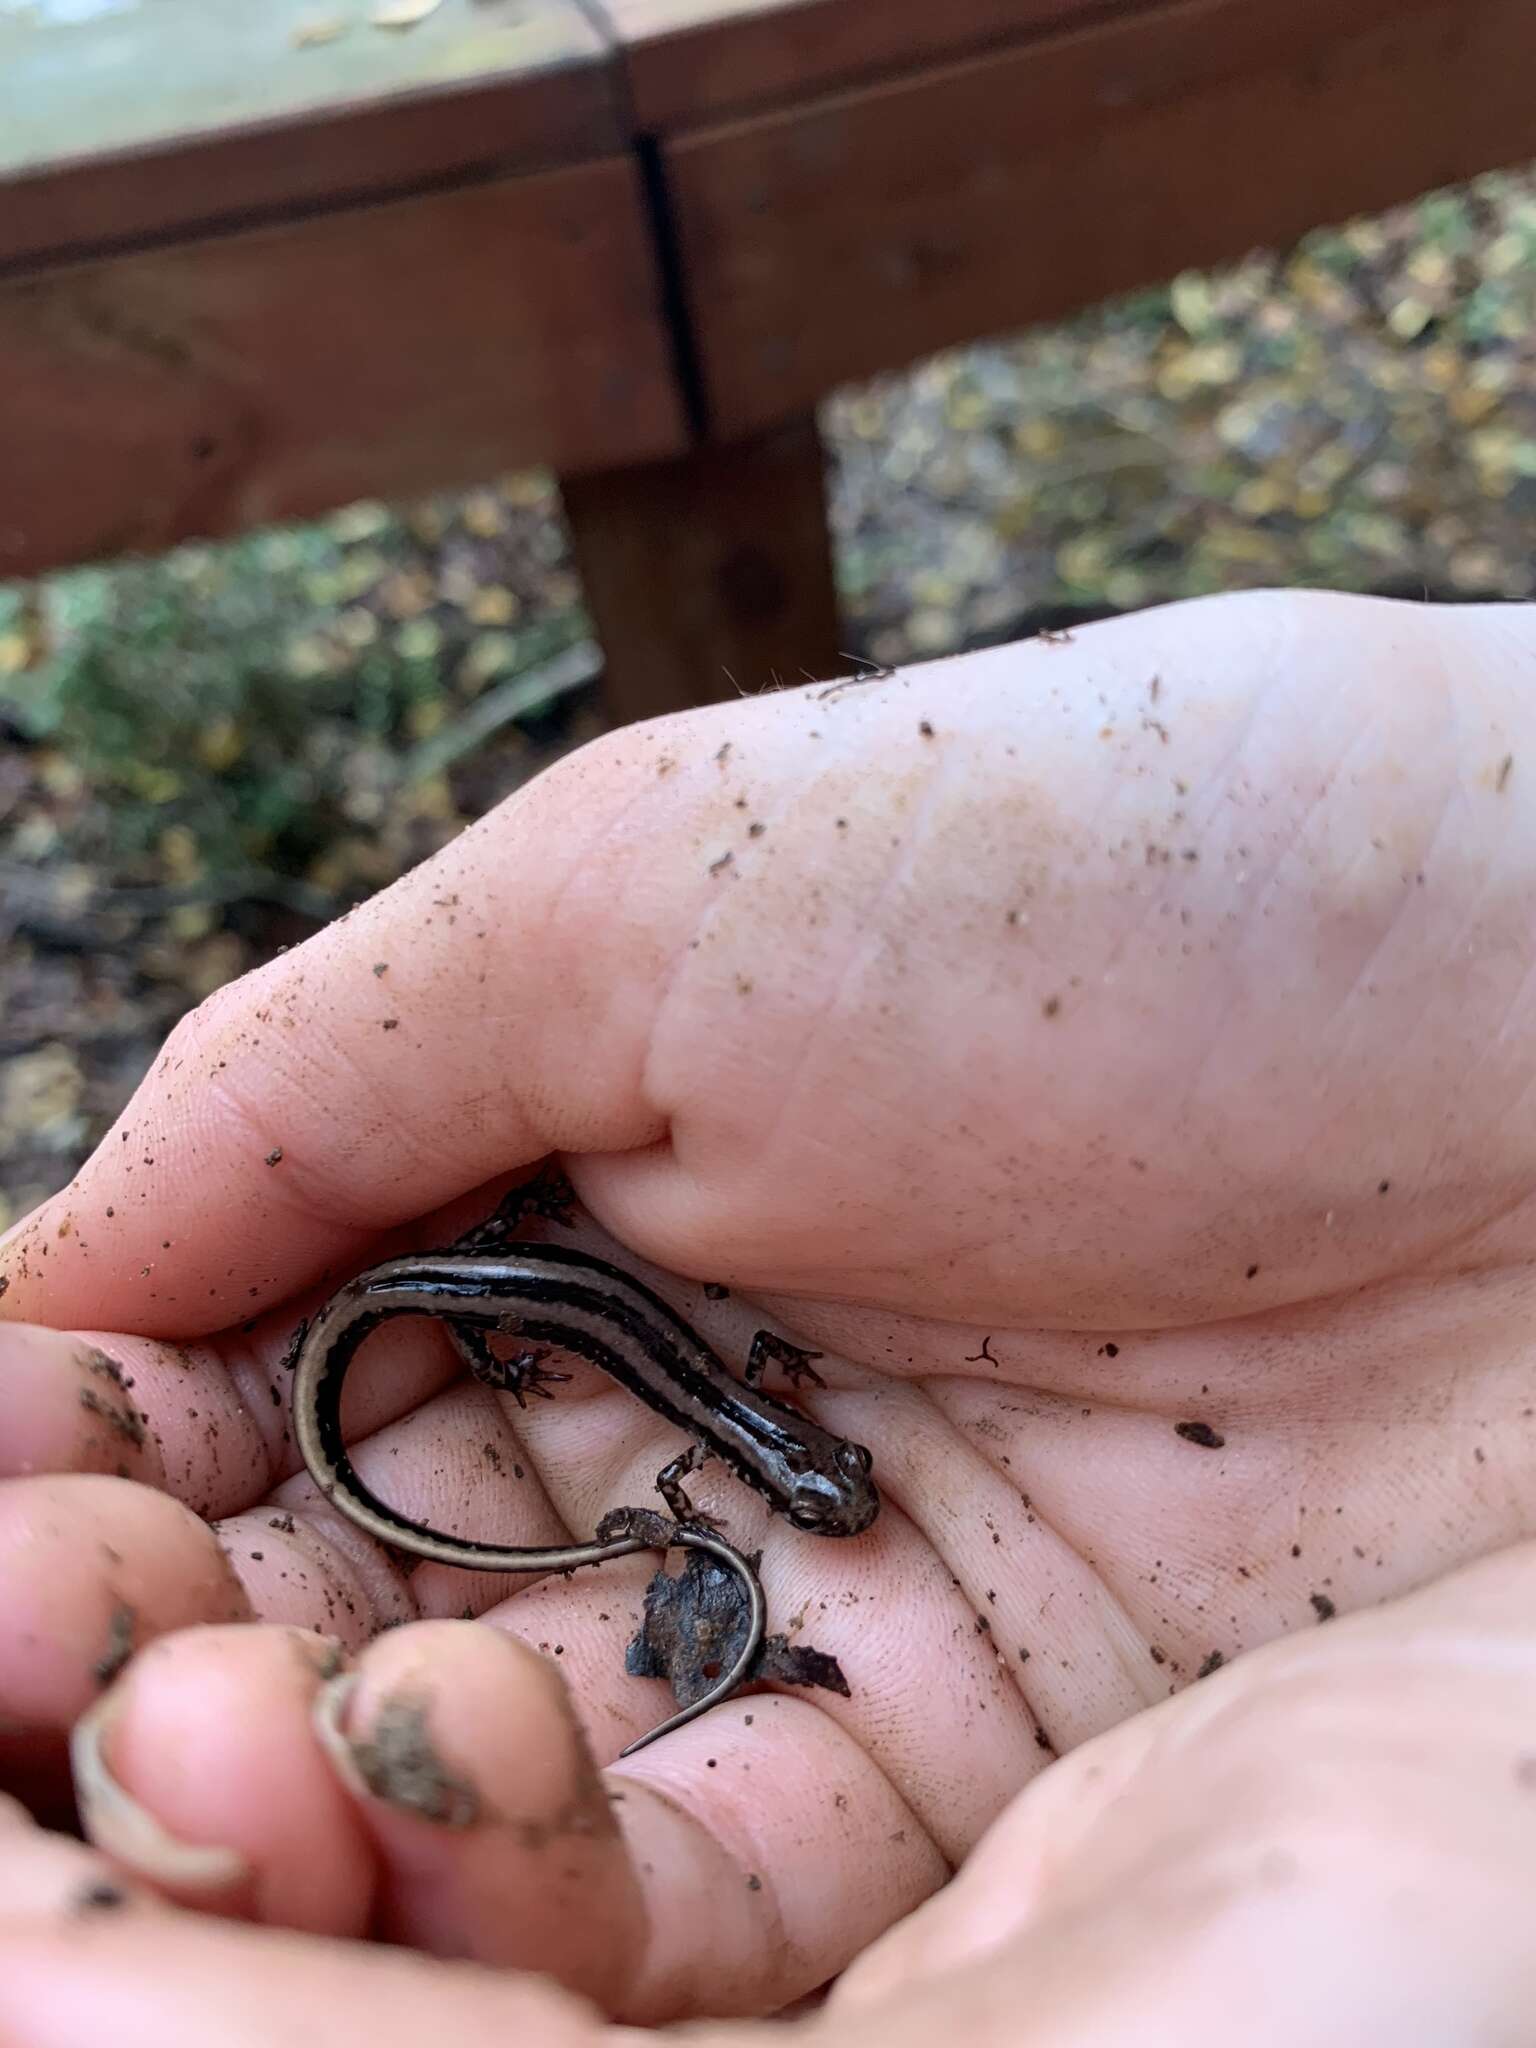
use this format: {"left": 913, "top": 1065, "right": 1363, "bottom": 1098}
{"left": 622, "top": 1541, "right": 851, "bottom": 1710}
{"left": 346, "top": 1697, "right": 480, "bottom": 1827}
{"left": 93, "top": 1603, "right": 136, "bottom": 1687}
{"left": 69, "top": 1880, "right": 131, "bottom": 1915}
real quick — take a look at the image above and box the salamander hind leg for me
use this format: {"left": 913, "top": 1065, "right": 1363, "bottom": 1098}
{"left": 450, "top": 1323, "right": 572, "bottom": 1409}
{"left": 446, "top": 1164, "right": 580, "bottom": 1253}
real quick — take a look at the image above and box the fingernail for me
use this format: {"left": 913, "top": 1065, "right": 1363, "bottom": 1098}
{"left": 311, "top": 1672, "right": 369, "bottom": 1798}
{"left": 69, "top": 1687, "right": 250, "bottom": 1896}
{"left": 313, "top": 1674, "right": 481, "bottom": 1828}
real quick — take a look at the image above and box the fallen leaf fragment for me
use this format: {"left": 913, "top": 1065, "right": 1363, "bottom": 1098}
{"left": 372, "top": 0, "right": 444, "bottom": 28}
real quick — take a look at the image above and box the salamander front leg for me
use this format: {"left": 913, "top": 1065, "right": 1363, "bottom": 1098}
{"left": 744, "top": 1331, "right": 826, "bottom": 1390}
{"left": 656, "top": 1443, "right": 725, "bottom": 1530}
{"left": 450, "top": 1324, "right": 572, "bottom": 1409}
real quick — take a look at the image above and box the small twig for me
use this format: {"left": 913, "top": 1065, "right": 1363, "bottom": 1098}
{"left": 817, "top": 654, "right": 897, "bottom": 701}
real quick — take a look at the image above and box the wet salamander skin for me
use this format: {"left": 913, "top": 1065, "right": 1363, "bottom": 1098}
{"left": 290, "top": 1241, "right": 879, "bottom": 1752}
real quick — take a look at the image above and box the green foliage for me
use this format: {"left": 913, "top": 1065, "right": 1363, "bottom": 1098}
{"left": 0, "top": 514, "right": 585, "bottom": 891}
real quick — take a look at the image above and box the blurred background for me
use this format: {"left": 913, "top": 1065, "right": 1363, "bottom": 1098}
{"left": 4, "top": 161, "right": 1535, "bottom": 1224}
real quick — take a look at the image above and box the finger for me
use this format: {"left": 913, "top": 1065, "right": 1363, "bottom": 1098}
{"left": 68, "top": 1608, "right": 940, "bottom": 2020}
{"left": 0, "top": 1475, "right": 250, "bottom": 1820}
{"left": 316, "top": 1622, "right": 644, "bottom": 2003}
{"left": 460, "top": 1535, "right": 953, "bottom": 2014}
{"left": 0, "top": 1793, "right": 169, "bottom": 1920}
{"left": 0, "top": 1317, "right": 425, "bottom": 1668}
{"left": 71, "top": 1625, "right": 369, "bottom": 1928}
{"left": 0, "top": 688, "right": 720, "bottom": 1333}
{"left": 0, "top": 1277, "right": 472, "bottom": 1512}
{"left": 609, "top": 1696, "right": 941, "bottom": 2023}
{"left": 0, "top": 1914, "right": 601, "bottom": 2048}
{"left": 70, "top": 1620, "right": 640, "bottom": 1998}
{"left": 0, "top": 1315, "right": 444, "bottom": 1781}
{"left": 1, "top": 1324, "right": 163, "bottom": 1487}
{"left": 0, "top": 1316, "right": 287, "bottom": 1525}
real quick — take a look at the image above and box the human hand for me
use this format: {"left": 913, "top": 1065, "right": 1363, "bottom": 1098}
{"left": 6, "top": 1537, "right": 1536, "bottom": 2043}
{"left": 3, "top": 588, "right": 1534, "bottom": 2017}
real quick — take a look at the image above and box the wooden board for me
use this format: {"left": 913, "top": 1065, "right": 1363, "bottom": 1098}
{"left": 563, "top": 415, "right": 842, "bottom": 723}
{"left": 604, "top": 0, "right": 1129, "bottom": 129}
{"left": 0, "top": 160, "right": 685, "bottom": 577}
{"left": 664, "top": 0, "right": 1536, "bottom": 435}
{"left": 0, "top": 0, "right": 618, "bottom": 268}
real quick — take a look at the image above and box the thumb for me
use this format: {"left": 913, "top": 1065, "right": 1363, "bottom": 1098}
{"left": 0, "top": 689, "right": 762, "bottom": 1336}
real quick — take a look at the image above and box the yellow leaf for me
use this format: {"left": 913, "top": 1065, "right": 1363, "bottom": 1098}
{"left": 197, "top": 716, "right": 244, "bottom": 772}
{"left": 844, "top": 397, "right": 884, "bottom": 441}
{"left": 170, "top": 905, "right": 216, "bottom": 943}
{"left": 413, "top": 776, "right": 459, "bottom": 822}
{"left": 1014, "top": 418, "right": 1064, "bottom": 460}
{"left": 1387, "top": 297, "right": 1433, "bottom": 341}
{"left": 1485, "top": 232, "right": 1526, "bottom": 279}
{"left": 905, "top": 608, "right": 953, "bottom": 654}
{"left": 500, "top": 473, "right": 553, "bottom": 510}
{"left": 185, "top": 935, "right": 249, "bottom": 1002}
{"left": 1450, "top": 545, "right": 1501, "bottom": 590}
{"left": 124, "top": 763, "right": 182, "bottom": 804}
{"left": 1059, "top": 534, "right": 1111, "bottom": 586}
{"left": 468, "top": 587, "right": 520, "bottom": 626}
{"left": 380, "top": 570, "right": 433, "bottom": 620}
{"left": 372, "top": 0, "right": 443, "bottom": 27}
{"left": 338, "top": 608, "right": 380, "bottom": 649}
{"left": 461, "top": 492, "right": 506, "bottom": 539}
{"left": 331, "top": 502, "right": 391, "bottom": 542}
{"left": 396, "top": 618, "right": 443, "bottom": 661}
{"left": 461, "top": 633, "right": 518, "bottom": 689}
{"left": 1170, "top": 271, "right": 1215, "bottom": 337}
{"left": 37, "top": 753, "right": 84, "bottom": 800}
{"left": 945, "top": 390, "right": 987, "bottom": 432}
{"left": 287, "top": 633, "right": 337, "bottom": 677}
{"left": 339, "top": 549, "right": 387, "bottom": 599}
{"left": 1449, "top": 384, "right": 1500, "bottom": 427}
{"left": 1187, "top": 342, "right": 1241, "bottom": 389}
{"left": 159, "top": 825, "right": 203, "bottom": 881}
{"left": 1104, "top": 567, "right": 1149, "bottom": 610}
{"left": 1406, "top": 247, "right": 1452, "bottom": 290}
{"left": 1234, "top": 477, "right": 1282, "bottom": 519}
{"left": 291, "top": 18, "right": 347, "bottom": 47}
{"left": 0, "top": 1045, "right": 84, "bottom": 1145}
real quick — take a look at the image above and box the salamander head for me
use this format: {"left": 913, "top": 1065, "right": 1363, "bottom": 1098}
{"left": 785, "top": 1437, "right": 880, "bottom": 1537}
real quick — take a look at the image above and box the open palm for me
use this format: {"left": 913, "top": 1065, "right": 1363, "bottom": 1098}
{"left": 4, "top": 588, "right": 1534, "bottom": 2022}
